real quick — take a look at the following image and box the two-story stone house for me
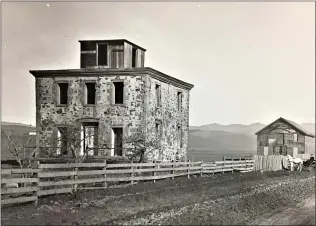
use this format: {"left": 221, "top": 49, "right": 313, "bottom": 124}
{"left": 30, "top": 39, "right": 194, "bottom": 162}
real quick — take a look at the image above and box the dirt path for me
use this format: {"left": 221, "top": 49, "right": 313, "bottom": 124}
{"left": 1, "top": 170, "right": 315, "bottom": 225}
{"left": 247, "top": 196, "right": 315, "bottom": 225}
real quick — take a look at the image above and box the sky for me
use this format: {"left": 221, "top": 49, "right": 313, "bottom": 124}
{"left": 1, "top": 2, "right": 315, "bottom": 126}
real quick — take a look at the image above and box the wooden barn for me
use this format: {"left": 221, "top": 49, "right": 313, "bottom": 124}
{"left": 255, "top": 117, "right": 315, "bottom": 160}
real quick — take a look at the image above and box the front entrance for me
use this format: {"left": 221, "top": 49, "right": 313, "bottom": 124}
{"left": 112, "top": 127, "right": 123, "bottom": 156}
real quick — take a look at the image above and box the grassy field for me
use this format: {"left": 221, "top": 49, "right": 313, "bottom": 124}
{"left": 187, "top": 148, "right": 256, "bottom": 162}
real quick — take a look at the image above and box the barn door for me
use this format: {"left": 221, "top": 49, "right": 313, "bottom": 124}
{"left": 264, "top": 147, "right": 268, "bottom": 155}
{"left": 293, "top": 147, "right": 298, "bottom": 158}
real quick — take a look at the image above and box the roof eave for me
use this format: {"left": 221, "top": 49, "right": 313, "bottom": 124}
{"left": 255, "top": 117, "right": 315, "bottom": 137}
{"left": 29, "top": 67, "right": 194, "bottom": 90}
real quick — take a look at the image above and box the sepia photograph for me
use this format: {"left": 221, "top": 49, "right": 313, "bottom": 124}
{"left": 1, "top": 1, "right": 315, "bottom": 225}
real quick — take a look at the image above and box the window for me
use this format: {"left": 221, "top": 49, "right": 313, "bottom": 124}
{"left": 177, "top": 92, "right": 183, "bottom": 112}
{"left": 112, "top": 127, "right": 123, "bottom": 156}
{"left": 178, "top": 126, "right": 183, "bottom": 148}
{"left": 132, "top": 48, "right": 137, "bottom": 68}
{"left": 57, "top": 127, "right": 68, "bottom": 155}
{"left": 268, "top": 138, "right": 276, "bottom": 144}
{"left": 82, "top": 122, "right": 98, "bottom": 156}
{"left": 97, "top": 43, "right": 108, "bottom": 66}
{"left": 85, "top": 82, "right": 96, "bottom": 105}
{"left": 155, "top": 84, "right": 161, "bottom": 107}
{"left": 57, "top": 83, "right": 68, "bottom": 105}
{"left": 114, "top": 82, "right": 124, "bottom": 104}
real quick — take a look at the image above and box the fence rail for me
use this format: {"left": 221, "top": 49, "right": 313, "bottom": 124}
{"left": 1, "top": 158, "right": 255, "bottom": 206}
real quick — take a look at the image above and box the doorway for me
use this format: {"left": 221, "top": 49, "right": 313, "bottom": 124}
{"left": 112, "top": 127, "right": 123, "bottom": 156}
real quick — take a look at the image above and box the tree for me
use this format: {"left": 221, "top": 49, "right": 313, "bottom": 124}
{"left": 1, "top": 131, "right": 40, "bottom": 169}
{"left": 123, "top": 128, "right": 161, "bottom": 163}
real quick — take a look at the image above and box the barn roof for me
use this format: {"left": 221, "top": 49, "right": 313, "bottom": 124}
{"left": 255, "top": 117, "right": 315, "bottom": 138}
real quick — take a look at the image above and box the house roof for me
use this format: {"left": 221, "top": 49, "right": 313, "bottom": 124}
{"left": 78, "top": 39, "right": 147, "bottom": 51}
{"left": 29, "top": 67, "right": 194, "bottom": 90}
{"left": 255, "top": 117, "right": 315, "bottom": 138}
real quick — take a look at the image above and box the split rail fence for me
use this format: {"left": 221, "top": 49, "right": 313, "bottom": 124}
{"left": 1, "top": 158, "right": 255, "bottom": 206}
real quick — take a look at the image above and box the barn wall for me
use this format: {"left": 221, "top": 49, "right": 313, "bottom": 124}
{"left": 305, "top": 136, "right": 315, "bottom": 155}
{"left": 257, "top": 146, "right": 264, "bottom": 155}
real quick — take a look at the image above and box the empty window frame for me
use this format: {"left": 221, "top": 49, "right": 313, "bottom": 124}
{"left": 57, "top": 127, "right": 68, "bottom": 155}
{"left": 177, "top": 126, "right": 183, "bottom": 148}
{"left": 177, "top": 92, "right": 183, "bottom": 112}
{"left": 113, "top": 82, "right": 124, "bottom": 104}
{"left": 97, "top": 43, "right": 108, "bottom": 66}
{"left": 132, "top": 48, "right": 137, "bottom": 68}
{"left": 155, "top": 84, "right": 161, "bottom": 107}
{"left": 57, "top": 83, "right": 68, "bottom": 105}
{"left": 112, "top": 127, "right": 123, "bottom": 156}
{"left": 155, "top": 122, "right": 161, "bottom": 139}
{"left": 85, "top": 82, "right": 96, "bottom": 105}
{"left": 82, "top": 122, "right": 99, "bottom": 156}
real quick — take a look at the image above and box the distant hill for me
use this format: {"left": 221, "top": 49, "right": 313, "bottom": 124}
{"left": 189, "top": 129, "right": 257, "bottom": 150}
{"left": 1, "top": 122, "right": 36, "bottom": 161}
{"left": 1, "top": 121, "right": 35, "bottom": 135}
{"left": 189, "top": 123, "right": 266, "bottom": 135}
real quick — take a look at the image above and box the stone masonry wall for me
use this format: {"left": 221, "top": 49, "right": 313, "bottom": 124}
{"left": 145, "top": 76, "right": 190, "bottom": 162}
{"left": 35, "top": 74, "right": 146, "bottom": 157}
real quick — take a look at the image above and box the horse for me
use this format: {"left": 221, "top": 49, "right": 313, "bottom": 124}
{"left": 286, "top": 155, "right": 303, "bottom": 171}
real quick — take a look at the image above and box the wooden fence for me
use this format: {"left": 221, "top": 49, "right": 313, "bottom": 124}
{"left": 1, "top": 159, "right": 255, "bottom": 206}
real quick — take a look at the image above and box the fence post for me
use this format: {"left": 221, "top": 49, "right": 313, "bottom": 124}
{"left": 103, "top": 160, "right": 107, "bottom": 188}
{"left": 153, "top": 160, "right": 157, "bottom": 183}
{"left": 187, "top": 160, "right": 191, "bottom": 179}
{"left": 34, "top": 161, "right": 40, "bottom": 207}
{"left": 172, "top": 160, "right": 175, "bottom": 180}
{"left": 73, "top": 166, "right": 78, "bottom": 193}
{"left": 245, "top": 158, "right": 247, "bottom": 172}
{"left": 222, "top": 156, "right": 225, "bottom": 174}
{"left": 200, "top": 160, "right": 203, "bottom": 177}
{"left": 231, "top": 157, "right": 234, "bottom": 174}
{"left": 192, "top": 149, "right": 195, "bottom": 162}
{"left": 131, "top": 161, "right": 134, "bottom": 186}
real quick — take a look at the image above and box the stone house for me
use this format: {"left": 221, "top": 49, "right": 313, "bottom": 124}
{"left": 30, "top": 39, "right": 194, "bottom": 162}
{"left": 255, "top": 117, "right": 315, "bottom": 159}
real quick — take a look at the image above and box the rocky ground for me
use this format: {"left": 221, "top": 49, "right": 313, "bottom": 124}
{"left": 1, "top": 170, "right": 315, "bottom": 225}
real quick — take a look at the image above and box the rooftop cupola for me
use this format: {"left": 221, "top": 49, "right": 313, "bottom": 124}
{"left": 79, "top": 39, "right": 146, "bottom": 69}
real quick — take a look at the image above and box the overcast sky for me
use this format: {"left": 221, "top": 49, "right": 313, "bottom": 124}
{"left": 2, "top": 2, "right": 315, "bottom": 126}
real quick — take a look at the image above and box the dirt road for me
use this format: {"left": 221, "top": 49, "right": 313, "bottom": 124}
{"left": 247, "top": 196, "right": 315, "bottom": 225}
{"left": 1, "top": 170, "right": 315, "bottom": 225}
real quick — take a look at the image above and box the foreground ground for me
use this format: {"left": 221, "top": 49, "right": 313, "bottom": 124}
{"left": 246, "top": 196, "right": 315, "bottom": 225}
{"left": 1, "top": 170, "right": 315, "bottom": 225}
